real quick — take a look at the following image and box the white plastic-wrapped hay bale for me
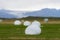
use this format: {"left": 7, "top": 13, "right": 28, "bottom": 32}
{"left": 23, "top": 21, "right": 31, "bottom": 26}
{"left": 44, "top": 18, "right": 48, "bottom": 23}
{"left": 14, "top": 20, "right": 21, "bottom": 25}
{"left": 25, "top": 20, "right": 41, "bottom": 35}
{"left": 31, "top": 20, "right": 41, "bottom": 26}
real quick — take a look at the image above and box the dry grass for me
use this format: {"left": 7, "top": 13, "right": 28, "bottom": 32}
{"left": 1, "top": 19, "right": 60, "bottom": 24}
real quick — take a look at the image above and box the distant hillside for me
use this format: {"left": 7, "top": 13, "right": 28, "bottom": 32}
{"left": 0, "top": 8, "right": 60, "bottom": 18}
{"left": 0, "top": 9, "right": 17, "bottom": 18}
{"left": 25, "top": 8, "right": 60, "bottom": 17}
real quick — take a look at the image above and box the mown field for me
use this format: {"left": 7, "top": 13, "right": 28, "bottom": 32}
{"left": 0, "top": 23, "right": 60, "bottom": 40}
{"left": 0, "top": 18, "right": 60, "bottom": 40}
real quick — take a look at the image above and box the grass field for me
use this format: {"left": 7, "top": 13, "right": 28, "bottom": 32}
{"left": 0, "top": 23, "right": 60, "bottom": 40}
{"left": 0, "top": 18, "right": 60, "bottom": 40}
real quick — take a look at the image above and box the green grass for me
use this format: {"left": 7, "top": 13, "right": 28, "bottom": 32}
{"left": 0, "top": 24, "right": 60, "bottom": 39}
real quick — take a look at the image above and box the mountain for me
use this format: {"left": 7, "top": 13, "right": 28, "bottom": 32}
{"left": 25, "top": 8, "right": 60, "bottom": 17}
{"left": 0, "top": 9, "right": 17, "bottom": 18}
{"left": 0, "top": 9, "right": 27, "bottom": 18}
{"left": 0, "top": 8, "right": 60, "bottom": 18}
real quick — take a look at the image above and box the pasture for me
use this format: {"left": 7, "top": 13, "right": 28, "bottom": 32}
{"left": 0, "top": 18, "right": 60, "bottom": 40}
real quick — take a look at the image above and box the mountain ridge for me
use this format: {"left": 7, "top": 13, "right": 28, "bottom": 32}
{"left": 0, "top": 8, "right": 60, "bottom": 18}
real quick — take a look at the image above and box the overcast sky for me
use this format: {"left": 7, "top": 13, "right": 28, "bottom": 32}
{"left": 0, "top": 0, "right": 60, "bottom": 11}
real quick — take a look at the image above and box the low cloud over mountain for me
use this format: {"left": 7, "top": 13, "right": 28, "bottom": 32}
{"left": 0, "top": 8, "right": 60, "bottom": 18}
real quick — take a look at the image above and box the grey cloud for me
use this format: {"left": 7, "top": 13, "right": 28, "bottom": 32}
{"left": 0, "top": 0, "right": 60, "bottom": 11}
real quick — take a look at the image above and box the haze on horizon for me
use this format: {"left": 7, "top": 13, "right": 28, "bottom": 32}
{"left": 0, "top": 0, "right": 60, "bottom": 11}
